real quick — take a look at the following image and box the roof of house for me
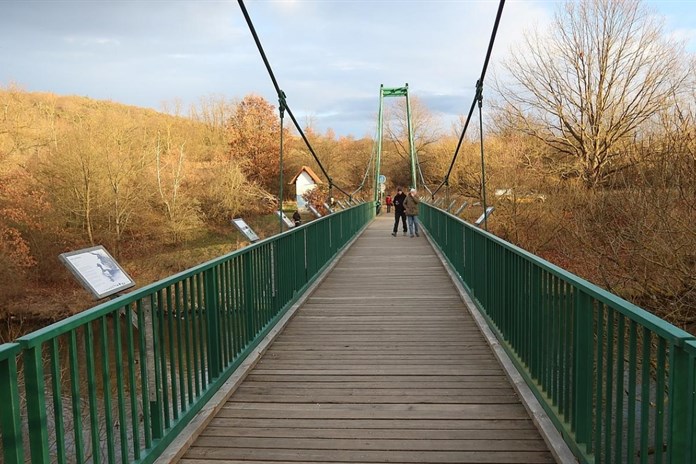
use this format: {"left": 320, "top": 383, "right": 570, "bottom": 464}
{"left": 289, "top": 165, "right": 324, "bottom": 185}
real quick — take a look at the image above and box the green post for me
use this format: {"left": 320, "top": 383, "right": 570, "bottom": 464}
{"left": 204, "top": 267, "right": 221, "bottom": 379}
{"left": 278, "top": 91, "right": 286, "bottom": 234}
{"left": 0, "top": 345, "right": 24, "bottom": 464}
{"left": 668, "top": 343, "right": 694, "bottom": 463}
{"left": 476, "top": 79, "right": 489, "bottom": 231}
{"left": 23, "top": 345, "right": 50, "bottom": 464}
{"left": 573, "top": 290, "right": 594, "bottom": 450}
{"left": 405, "top": 83, "right": 417, "bottom": 190}
{"left": 375, "top": 84, "right": 384, "bottom": 203}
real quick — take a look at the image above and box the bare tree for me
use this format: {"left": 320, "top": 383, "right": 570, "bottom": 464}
{"left": 496, "top": 0, "right": 688, "bottom": 187}
{"left": 383, "top": 96, "right": 441, "bottom": 189}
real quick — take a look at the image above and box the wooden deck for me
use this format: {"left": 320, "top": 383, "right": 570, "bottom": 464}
{"left": 179, "top": 214, "right": 557, "bottom": 463}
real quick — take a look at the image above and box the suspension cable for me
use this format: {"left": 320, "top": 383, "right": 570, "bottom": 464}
{"left": 431, "top": 0, "right": 505, "bottom": 197}
{"left": 237, "top": 0, "right": 351, "bottom": 198}
{"left": 414, "top": 150, "right": 433, "bottom": 197}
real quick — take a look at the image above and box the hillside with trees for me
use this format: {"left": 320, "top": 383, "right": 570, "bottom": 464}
{"left": 0, "top": 88, "right": 373, "bottom": 339}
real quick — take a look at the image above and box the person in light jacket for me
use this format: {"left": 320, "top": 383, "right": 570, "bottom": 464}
{"left": 403, "top": 188, "right": 420, "bottom": 237}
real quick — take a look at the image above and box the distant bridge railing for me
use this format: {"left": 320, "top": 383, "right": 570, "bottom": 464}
{"left": 0, "top": 202, "right": 374, "bottom": 464}
{"left": 420, "top": 202, "right": 696, "bottom": 464}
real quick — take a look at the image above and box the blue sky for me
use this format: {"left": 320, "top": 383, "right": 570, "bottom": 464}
{"left": 1, "top": 0, "right": 694, "bottom": 138}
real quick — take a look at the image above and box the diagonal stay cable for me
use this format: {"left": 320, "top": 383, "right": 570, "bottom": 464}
{"left": 237, "top": 0, "right": 351, "bottom": 198}
{"left": 431, "top": 0, "right": 505, "bottom": 197}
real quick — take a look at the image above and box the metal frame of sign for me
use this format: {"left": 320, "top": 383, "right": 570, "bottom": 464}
{"left": 475, "top": 206, "right": 495, "bottom": 226}
{"left": 307, "top": 204, "right": 322, "bottom": 218}
{"left": 276, "top": 211, "right": 295, "bottom": 228}
{"left": 454, "top": 201, "right": 468, "bottom": 215}
{"left": 232, "top": 218, "right": 260, "bottom": 242}
{"left": 59, "top": 245, "right": 136, "bottom": 300}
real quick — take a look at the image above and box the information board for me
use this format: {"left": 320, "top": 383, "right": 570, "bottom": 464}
{"left": 276, "top": 211, "right": 295, "bottom": 228}
{"left": 232, "top": 218, "right": 260, "bottom": 242}
{"left": 307, "top": 204, "right": 322, "bottom": 218}
{"left": 60, "top": 246, "right": 135, "bottom": 300}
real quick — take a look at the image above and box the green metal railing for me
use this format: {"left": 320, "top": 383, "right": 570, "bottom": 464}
{"left": 420, "top": 202, "right": 696, "bottom": 464}
{"left": 0, "top": 202, "right": 374, "bottom": 464}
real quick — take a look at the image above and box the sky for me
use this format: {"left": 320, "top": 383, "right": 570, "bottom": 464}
{"left": 1, "top": 0, "right": 695, "bottom": 138}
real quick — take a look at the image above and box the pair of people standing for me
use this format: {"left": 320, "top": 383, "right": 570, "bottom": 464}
{"left": 391, "top": 187, "right": 420, "bottom": 237}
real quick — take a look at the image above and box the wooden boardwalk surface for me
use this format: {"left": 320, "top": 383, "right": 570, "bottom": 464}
{"left": 179, "top": 214, "right": 556, "bottom": 463}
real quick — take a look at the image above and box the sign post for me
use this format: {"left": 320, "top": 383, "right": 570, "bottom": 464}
{"left": 232, "top": 218, "right": 260, "bottom": 242}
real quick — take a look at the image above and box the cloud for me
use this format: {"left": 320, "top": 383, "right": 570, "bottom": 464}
{"left": 0, "top": 0, "right": 692, "bottom": 137}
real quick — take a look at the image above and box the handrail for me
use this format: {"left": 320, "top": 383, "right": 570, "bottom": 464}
{"left": 0, "top": 203, "right": 375, "bottom": 464}
{"left": 420, "top": 201, "right": 696, "bottom": 464}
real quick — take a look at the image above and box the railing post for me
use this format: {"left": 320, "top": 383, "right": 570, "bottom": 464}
{"left": 0, "top": 344, "right": 24, "bottom": 464}
{"left": 668, "top": 343, "right": 695, "bottom": 463}
{"left": 573, "top": 290, "right": 594, "bottom": 452}
{"left": 204, "top": 267, "right": 221, "bottom": 379}
{"left": 23, "top": 345, "right": 50, "bottom": 464}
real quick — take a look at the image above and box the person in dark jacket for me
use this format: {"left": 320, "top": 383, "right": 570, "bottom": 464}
{"left": 391, "top": 187, "right": 407, "bottom": 236}
{"left": 292, "top": 210, "right": 302, "bottom": 227}
{"left": 403, "top": 188, "right": 420, "bottom": 237}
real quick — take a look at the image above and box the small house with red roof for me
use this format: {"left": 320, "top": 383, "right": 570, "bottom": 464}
{"left": 289, "top": 166, "right": 323, "bottom": 209}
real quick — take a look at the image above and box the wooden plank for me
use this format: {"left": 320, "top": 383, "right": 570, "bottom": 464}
{"left": 178, "top": 215, "right": 556, "bottom": 464}
{"left": 200, "top": 427, "right": 543, "bottom": 440}
{"left": 207, "top": 417, "right": 539, "bottom": 430}
{"left": 182, "top": 448, "right": 556, "bottom": 463}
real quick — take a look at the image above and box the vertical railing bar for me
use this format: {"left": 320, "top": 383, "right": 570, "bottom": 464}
{"left": 137, "top": 298, "right": 153, "bottom": 447}
{"left": 222, "top": 261, "right": 232, "bottom": 365}
{"left": 593, "top": 303, "right": 604, "bottom": 459}
{"left": 196, "top": 273, "right": 207, "bottom": 389}
{"left": 627, "top": 320, "right": 638, "bottom": 461}
{"left": 125, "top": 302, "right": 141, "bottom": 460}
{"left": 0, "top": 345, "right": 24, "bottom": 464}
{"left": 154, "top": 290, "right": 168, "bottom": 435}
{"left": 182, "top": 277, "right": 194, "bottom": 405}
{"left": 189, "top": 277, "right": 201, "bottom": 398}
{"left": 166, "top": 286, "right": 178, "bottom": 421}
{"left": 603, "top": 308, "right": 615, "bottom": 462}
{"left": 175, "top": 282, "right": 186, "bottom": 413}
{"left": 69, "top": 330, "right": 85, "bottom": 464}
{"left": 24, "top": 343, "right": 51, "bottom": 464}
{"left": 654, "top": 338, "right": 666, "bottom": 464}
{"left": 99, "top": 315, "right": 116, "bottom": 464}
{"left": 217, "top": 263, "right": 228, "bottom": 370}
{"left": 49, "top": 338, "right": 66, "bottom": 464}
{"left": 573, "top": 290, "right": 593, "bottom": 450}
{"left": 84, "top": 322, "right": 102, "bottom": 464}
{"left": 614, "top": 314, "right": 626, "bottom": 464}
{"left": 639, "top": 326, "right": 651, "bottom": 464}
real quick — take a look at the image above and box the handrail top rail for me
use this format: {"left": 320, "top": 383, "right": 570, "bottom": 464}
{"left": 423, "top": 202, "right": 695, "bottom": 344}
{"left": 0, "top": 342, "right": 21, "bottom": 361}
{"left": 15, "top": 204, "right": 370, "bottom": 348}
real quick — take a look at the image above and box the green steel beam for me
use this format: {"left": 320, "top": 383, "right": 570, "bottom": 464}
{"left": 375, "top": 83, "right": 418, "bottom": 197}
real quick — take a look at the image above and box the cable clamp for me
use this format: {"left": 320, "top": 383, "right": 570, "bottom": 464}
{"left": 475, "top": 79, "right": 483, "bottom": 108}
